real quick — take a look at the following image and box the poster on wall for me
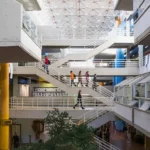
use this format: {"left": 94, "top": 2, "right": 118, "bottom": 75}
{"left": 19, "top": 84, "right": 29, "bottom": 97}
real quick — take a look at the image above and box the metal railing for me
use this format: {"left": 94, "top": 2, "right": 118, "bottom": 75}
{"left": 10, "top": 96, "right": 113, "bottom": 110}
{"left": 22, "top": 11, "right": 42, "bottom": 48}
{"left": 77, "top": 105, "right": 112, "bottom": 125}
{"left": 60, "top": 59, "right": 139, "bottom": 68}
{"left": 15, "top": 62, "right": 115, "bottom": 101}
{"left": 48, "top": 27, "right": 134, "bottom": 62}
{"left": 94, "top": 136, "right": 120, "bottom": 150}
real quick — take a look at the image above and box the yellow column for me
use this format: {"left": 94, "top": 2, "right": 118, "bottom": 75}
{"left": 0, "top": 63, "right": 9, "bottom": 150}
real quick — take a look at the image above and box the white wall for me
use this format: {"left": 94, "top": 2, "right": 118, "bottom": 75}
{"left": 14, "top": 119, "right": 38, "bottom": 143}
{"left": 0, "top": 0, "right": 22, "bottom": 42}
{"left": 14, "top": 119, "right": 49, "bottom": 143}
{"left": 114, "top": 103, "right": 133, "bottom": 122}
{"left": 134, "top": 109, "right": 150, "bottom": 133}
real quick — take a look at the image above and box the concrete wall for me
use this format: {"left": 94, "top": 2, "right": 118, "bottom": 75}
{"left": 13, "top": 119, "right": 49, "bottom": 144}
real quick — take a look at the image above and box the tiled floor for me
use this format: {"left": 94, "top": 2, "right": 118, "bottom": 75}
{"left": 110, "top": 126, "right": 145, "bottom": 150}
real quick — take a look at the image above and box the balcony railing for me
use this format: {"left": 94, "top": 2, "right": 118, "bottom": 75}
{"left": 10, "top": 96, "right": 114, "bottom": 110}
{"left": 16, "top": 59, "right": 139, "bottom": 69}
{"left": 22, "top": 11, "right": 42, "bottom": 48}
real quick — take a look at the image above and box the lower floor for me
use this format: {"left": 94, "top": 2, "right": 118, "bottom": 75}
{"left": 110, "top": 125, "right": 145, "bottom": 150}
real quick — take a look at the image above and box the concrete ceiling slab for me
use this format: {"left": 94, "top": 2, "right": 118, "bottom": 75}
{"left": 115, "top": 0, "right": 133, "bottom": 11}
{"left": 0, "top": 46, "right": 40, "bottom": 63}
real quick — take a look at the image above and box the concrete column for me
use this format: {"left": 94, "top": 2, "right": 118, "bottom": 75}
{"left": 0, "top": 63, "right": 10, "bottom": 150}
{"left": 13, "top": 75, "right": 19, "bottom": 96}
{"left": 138, "top": 45, "right": 143, "bottom": 67}
{"left": 145, "top": 83, "right": 148, "bottom": 98}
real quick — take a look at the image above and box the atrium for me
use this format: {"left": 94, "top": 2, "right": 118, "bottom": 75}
{"left": 0, "top": 0, "right": 150, "bottom": 150}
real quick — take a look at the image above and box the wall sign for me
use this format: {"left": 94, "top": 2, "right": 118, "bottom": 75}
{"left": 33, "top": 87, "right": 67, "bottom": 97}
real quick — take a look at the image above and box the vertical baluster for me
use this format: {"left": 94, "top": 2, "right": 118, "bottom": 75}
{"left": 37, "top": 98, "right": 38, "bottom": 110}
{"left": 22, "top": 97, "right": 23, "bottom": 110}
{"left": 32, "top": 97, "right": 33, "bottom": 109}
{"left": 48, "top": 98, "right": 49, "bottom": 110}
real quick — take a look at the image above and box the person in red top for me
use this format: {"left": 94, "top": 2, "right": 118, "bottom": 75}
{"left": 44, "top": 56, "right": 49, "bottom": 74}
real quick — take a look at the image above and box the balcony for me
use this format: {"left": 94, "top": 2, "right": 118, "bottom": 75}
{"left": 0, "top": 0, "right": 42, "bottom": 62}
{"left": 134, "top": 108, "right": 150, "bottom": 137}
{"left": 114, "top": 0, "right": 133, "bottom": 11}
{"left": 134, "top": 1, "right": 150, "bottom": 45}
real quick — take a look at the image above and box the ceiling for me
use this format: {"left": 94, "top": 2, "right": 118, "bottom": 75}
{"left": 27, "top": 0, "right": 120, "bottom": 40}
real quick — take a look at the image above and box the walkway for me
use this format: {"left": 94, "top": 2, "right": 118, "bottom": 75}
{"left": 110, "top": 126, "right": 145, "bottom": 150}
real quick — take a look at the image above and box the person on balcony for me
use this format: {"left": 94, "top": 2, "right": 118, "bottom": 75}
{"left": 92, "top": 74, "right": 97, "bottom": 91}
{"left": 12, "top": 133, "right": 20, "bottom": 148}
{"left": 85, "top": 71, "right": 89, "bottom": 87}
{"left": 73, "top": 90, "right": 84, "bottom": 109}
{"left": 44, "top": 56, "right": 49, "bottom": 74}
{"left": 77, "top": 71, "right": 83, "bottom": 87}
{"left": 70, "top": 71, "right": 76, "bottom": 86}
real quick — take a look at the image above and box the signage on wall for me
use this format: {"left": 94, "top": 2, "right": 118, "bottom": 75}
{"left": 33, "top": 87, "right": 67, "bottom": 97}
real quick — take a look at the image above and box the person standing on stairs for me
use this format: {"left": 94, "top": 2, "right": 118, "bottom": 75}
{"left": 70, "top": 71, "right": 76, "bottom": 86}
{"left": 85, "top": 71, "right": 89, "bottom": 87}
{"left": 44, "top": 56, "right": 49, "bottom": 74}
{"left": 77, "top": 71, "right": 83, "bottom": 87}
{"left": 73, "top": 90, "right": 84, "bottom": 109}
{"left": 92, "top": 74, "right": 97, "bottom": 91}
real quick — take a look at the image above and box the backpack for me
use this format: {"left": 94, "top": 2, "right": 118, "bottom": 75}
{"left": 48, "top": 60, "right": 51, "bottom": 65}
{"left": 74, "top": 74, "right": 76, "bottom": 78}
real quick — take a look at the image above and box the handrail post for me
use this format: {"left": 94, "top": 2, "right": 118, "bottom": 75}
{"left": 37, "top": 98, "right": 38, "bottom": 110}
{"left": 17, "top": 98, "right": 18, "bottom": 110}
{"left": 32, "top": 98, "right": 33, "bottom": 108}
{"left": 22, "top": 97, "right": 23, "bottom": 110}
{"left": 48, "top": 98, "right": 49, "bottom": 110}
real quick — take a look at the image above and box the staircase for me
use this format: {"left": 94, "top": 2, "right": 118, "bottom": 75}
{"left": 49, "top": 28, "right": 134, "bottom": 67}
{"left": 94, "top": 136, "right": 120, "bottom": 150}
{"left": 76, "top": 105, "right": 113, "bottom": 125}
{"left": 14, "top": 62, "right": 115, "bottom": 105}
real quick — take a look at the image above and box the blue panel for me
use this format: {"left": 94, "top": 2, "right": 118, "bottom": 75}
{"left": 115, "top": 120, "right": 125, "bottom": 131}
{"left": 113, "top": 49, "right": 125, "bottom": 85}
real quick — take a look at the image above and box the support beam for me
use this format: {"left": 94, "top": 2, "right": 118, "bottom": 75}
{"left": 0, "top": 63, "right": 9, "bottom": 150}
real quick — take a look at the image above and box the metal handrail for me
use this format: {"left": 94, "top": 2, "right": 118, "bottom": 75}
{"left": 48, "top": 27, "right": 134, "bottom": 61}
{"left": 77, "top": 105, "right": 112, "bottom": 125}
{"left": 94, "top": 136, "right": 120, "bottom": 150}
{"left": 10, "top": 96, "right": 114, "bottom": 110}
{"left": 15, "top": 62, "right": 115, "bottom": 101}
{"left": 45, "top": 59, "right": 139, "bottom": 68}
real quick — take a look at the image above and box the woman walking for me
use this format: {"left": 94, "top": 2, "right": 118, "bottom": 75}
{"left": 77, "top": 71, "right": 83, "bottom": 87}
{"left": 85, "top": 71, "right": 89, "bottom": 87}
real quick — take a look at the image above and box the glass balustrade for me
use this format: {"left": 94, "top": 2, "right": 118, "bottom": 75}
{"left": 22, "top": 11, "right": 42, "bottom": 48}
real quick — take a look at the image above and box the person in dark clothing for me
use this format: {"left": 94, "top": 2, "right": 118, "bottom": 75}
{"left": 92, "top": 74, "right": 97, "bottom": 91}
{"left": 105, "top": 129, "right": 110, "bottom": 142}
{"left": 73, "top": 90, "right": 84, "bottom": 109}
{"left": 12, "top": 133, "right": 20, "bottom": 148}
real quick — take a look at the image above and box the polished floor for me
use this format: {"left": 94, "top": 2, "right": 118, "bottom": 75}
{"left": 110, "top": 127, "right": 145, "bottom": 150}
